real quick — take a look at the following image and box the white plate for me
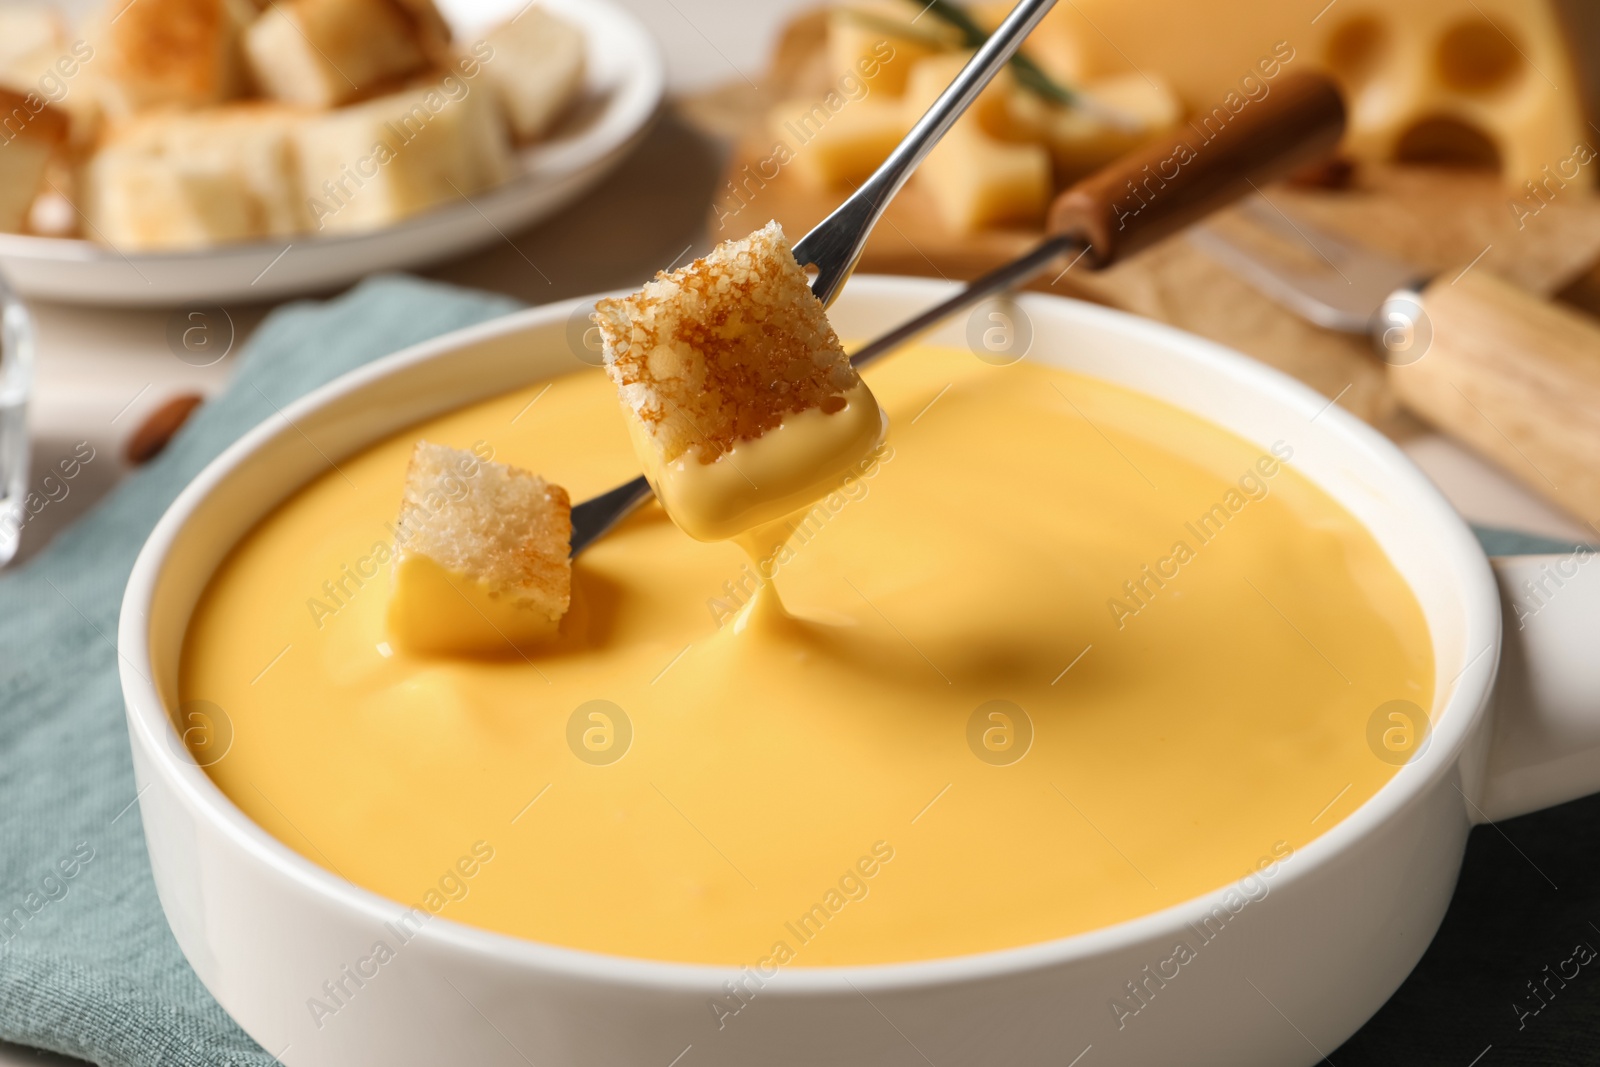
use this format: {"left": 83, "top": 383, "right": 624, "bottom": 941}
{"left": 1, "top": 0, "right": 664, "bottom": 307}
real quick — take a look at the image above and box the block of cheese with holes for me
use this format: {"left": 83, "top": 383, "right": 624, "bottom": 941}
{"left": 901, "top": 53, "right": 1050, "bottom": 233}
{"left": 1024, "top": 0, "right": 1590, "bottom": 188}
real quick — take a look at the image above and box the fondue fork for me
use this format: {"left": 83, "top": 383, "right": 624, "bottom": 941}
{"left": 1191, "top": 200, "right": 1600, "bottom": 521}
{"left": 795, "top": 0, "right": 1059, "bottom": 309}
{"left": 569, "top": 72, "right": 1348, "bottom": 556}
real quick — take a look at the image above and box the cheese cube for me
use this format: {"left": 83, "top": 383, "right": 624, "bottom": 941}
{"left": 768, "top": 95, "right": 912, "bottom": 189}
{"left": 826, "top": 0, "right": 958, "bottom": 97}
{"left": 387, "top": 442, "right": 572, "bottom": 655}
{"left": 84, "top": 105, "right": 306, "bottom": 249}
{"left": 904, "top": 54, "right": 1050, "bottom": 233}
{"left": 1002, "top": 72, "right": 1183, "bottom": 184}
{"left": 480, "top": 7, "right": 586, "bottom": 142}
{"left": 297, "top": 78, "right": 513, "bottom": 234}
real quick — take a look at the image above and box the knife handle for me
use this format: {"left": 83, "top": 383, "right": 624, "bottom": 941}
{"left": 1047, "top": 71, "right": 1345, "bottom": 269}
{"left": 1389, "top": 270, "right": 1600, "bottom": 526}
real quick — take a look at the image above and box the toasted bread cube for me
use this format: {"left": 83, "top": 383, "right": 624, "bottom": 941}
{"left": 0, "top": 87, "right": 66, "bottom": 233}
{"left": 99, "top": 0, "right": 255, "bottom": 114}
{"left": 297, "top": 77, "right": 512, "bottom": 234}
{"left": 244, "top": 0, "right": 443, "bottom": 109}
{"left": 593, "top": 222, "right": 885, "bottom": 541}
{"left": 594, "top": 221, "right": 860, "bottom": 465}
{"left": 480, "top": 7, "right": 585, "bottom": 142}
{"left": 387, "top": 442, "right": 572, "bottom": 654}
{"left": 390, "top": 0, "right": 454, "bottom": 65}
{"left": 84, "top": 105, "right": 306, "bottom": 249}
{"left": 0, "top": 12, "right": 105, "bottom": 153}
{"left": 0, "top": 6, "right": 66, "bottom": 72}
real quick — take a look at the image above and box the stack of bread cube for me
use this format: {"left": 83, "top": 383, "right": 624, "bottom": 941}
{"left": 0, "top": 0, "right": 585, "bottom": 248}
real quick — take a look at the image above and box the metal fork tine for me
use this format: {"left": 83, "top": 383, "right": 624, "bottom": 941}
{"left": 1191, "top": 198, "right": 1428, "bottom": 337}
{"left": 1234, "top": 196, "right": 1372, "bottom": 267}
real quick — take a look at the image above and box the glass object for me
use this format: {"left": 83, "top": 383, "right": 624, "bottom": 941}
{"left": 0, "top": 270, "right": 34, "bottom": 566}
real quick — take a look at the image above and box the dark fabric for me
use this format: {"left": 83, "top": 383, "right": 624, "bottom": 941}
{"left": 1337, "top": 790, "right": 1600, "bottom": 1064}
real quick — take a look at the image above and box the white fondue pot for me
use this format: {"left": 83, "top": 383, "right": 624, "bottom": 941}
{"left": 119, "top": 276, "right": 1600, "bottom": 1066}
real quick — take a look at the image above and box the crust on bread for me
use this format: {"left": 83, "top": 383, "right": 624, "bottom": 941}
{"left": 0, "top": 85, "right": 69, "bottom": 146}
{"left": 592, "top": 220, "right": 859, "bottom": 464}
{"left": 101, "top": 0, "right": 254, "bottom": 112}
{"left": 392, "top": 441, "right": 573, "bottom": 635}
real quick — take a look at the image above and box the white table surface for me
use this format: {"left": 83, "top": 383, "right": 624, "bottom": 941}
{"left": 3, "top": 0, "right": 1594, "bottom": 1062}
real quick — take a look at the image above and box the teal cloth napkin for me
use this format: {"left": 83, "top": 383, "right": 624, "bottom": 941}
{"left": 0, "top": 275, "right": 520, "bottom": 1066}
{"left": 0, "top": 272, "right": 1591, "bottom": 1067}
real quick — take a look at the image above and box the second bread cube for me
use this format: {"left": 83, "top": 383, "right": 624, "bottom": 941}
{"left": 387, "top": 442, "right": 573, "bottom": 655}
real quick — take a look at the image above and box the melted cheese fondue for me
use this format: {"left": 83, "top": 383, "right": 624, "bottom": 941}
{"left": 179, "top": 344, "right": 1433, "bottom": 966}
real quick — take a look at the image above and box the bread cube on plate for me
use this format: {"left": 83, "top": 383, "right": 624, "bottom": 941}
{"left": 0, "top": 12, "right": 105, "bottom": 153}
{"left": 296, "top": 77, "right": 512, "bottom": 234}
{"left": 98, "top": 0, "right": 256, "bottom": 113}
{"left": 244, "top": 0, "right": 445, "bottom": 108}
{"left": 0, "top": 5, "right": 66, "bottom": 64}
{"left": 480, "top": 7, "right": 585, "bottom": 142}
{"left": 387, "top": 442, "right": 572, "bottom": 655}
{"left": 592, "top": 221, "right": 884, "bottom": 541}
{"left": 84, "top": 105, "right": 305, "bottom": 250}
{"left": 0, "top": 86, "right": 67, "bottom": 233}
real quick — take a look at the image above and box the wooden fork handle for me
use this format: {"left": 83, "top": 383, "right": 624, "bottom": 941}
{"left": 1048, "top": 71, "right": 1346, "bottom": 269}
{"left": 1390, "top": 270, "right": 1600, "bottom": 527}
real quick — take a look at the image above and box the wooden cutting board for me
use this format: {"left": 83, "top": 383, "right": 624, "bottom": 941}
{"left": 680, "top": 10, "right": 1600, "bottom": 439}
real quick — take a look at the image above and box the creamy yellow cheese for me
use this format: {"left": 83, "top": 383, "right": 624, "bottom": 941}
{"left": 632, "top": 380, "right": 885, "bottom": 544}
{"left": 180, "top": 344, "right": 1434, "bottom": 966}
{"left": 386, "top": 554, "right": 560, "bottom": 652}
